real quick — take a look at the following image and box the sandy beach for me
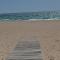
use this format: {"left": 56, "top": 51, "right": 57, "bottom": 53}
{"left": 0, "top": 20, "right": 60, "bottom": 60}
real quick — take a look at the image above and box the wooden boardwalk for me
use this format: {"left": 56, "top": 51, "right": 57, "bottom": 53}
{"left": 6, "top": 40, "right": 43, "bottom": 60}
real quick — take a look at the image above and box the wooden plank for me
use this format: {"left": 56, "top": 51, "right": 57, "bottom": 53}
{"left": 6, "top": 40, "right": 43, "bottom": 60}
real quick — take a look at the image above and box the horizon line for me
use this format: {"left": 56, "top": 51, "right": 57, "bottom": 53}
{"left": 0, "top": 10, "right": 60, "bottom": 14}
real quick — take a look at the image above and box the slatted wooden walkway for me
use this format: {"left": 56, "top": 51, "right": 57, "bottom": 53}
{"left": 6, "top": 40, "right": 43, "bottom": 60}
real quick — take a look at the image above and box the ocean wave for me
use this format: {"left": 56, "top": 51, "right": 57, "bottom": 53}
{"left": 0, "top": 11, "right": 60, "bottom": 21}
{"left": 27, "top": 18, "right": 60, "bottom": 21}
{"left": 0, "top": 18, "right": 60, "bottom": 22}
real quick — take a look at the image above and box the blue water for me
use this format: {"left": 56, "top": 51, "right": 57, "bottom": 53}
{"left": 0, "top": 11, "right": 60, "bottom": 21}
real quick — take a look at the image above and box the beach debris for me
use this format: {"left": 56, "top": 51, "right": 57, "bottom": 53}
{"left": 48, "top": 56, "right": 54, "bottom": 60}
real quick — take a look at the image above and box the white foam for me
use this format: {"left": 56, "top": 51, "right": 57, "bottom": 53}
{"left": 27, "top": 19, "right": 60, "bottom": 21}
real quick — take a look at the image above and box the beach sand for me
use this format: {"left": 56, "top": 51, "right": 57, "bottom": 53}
{"left": 0, "top": 20, "right": 60, "bottom": 60}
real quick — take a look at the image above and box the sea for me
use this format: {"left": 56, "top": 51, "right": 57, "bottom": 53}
{"left": 0, "top": 11, "right": 60, "bottom": 21}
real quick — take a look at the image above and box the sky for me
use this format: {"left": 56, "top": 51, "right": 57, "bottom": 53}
{"left": 0, "top": 0, "right": 60, "bottom": 13}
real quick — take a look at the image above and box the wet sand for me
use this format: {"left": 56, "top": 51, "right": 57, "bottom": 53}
{"left": 0, "top": 20, "right": 60, "bottom": 60}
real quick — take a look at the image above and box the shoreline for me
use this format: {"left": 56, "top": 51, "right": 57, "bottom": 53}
{"left": 0, "top": 20, "right": 60, "bottom": 23}
{"left": 0, "top": 19, "right": 60, "bottom": 22}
